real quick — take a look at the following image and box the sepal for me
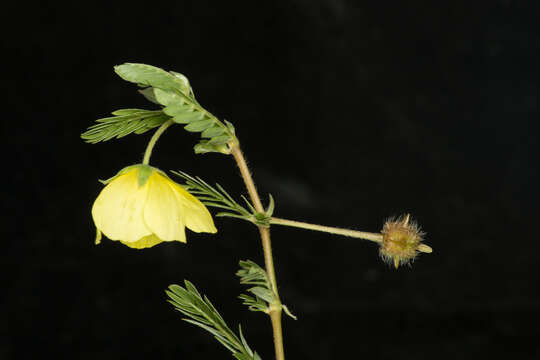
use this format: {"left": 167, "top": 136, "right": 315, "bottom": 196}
{"left": 97, "top": 164, "right": 163, "bottom": 187}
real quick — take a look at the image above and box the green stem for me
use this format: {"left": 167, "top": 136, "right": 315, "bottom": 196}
{"left": 230, "top": 144, "right": 285, "bottom": 360}
{"left": 142, "top": 119, "right": 174, "bottom": 165}
{"left": 269, "top": 217, "right": 384, "bottom": 243}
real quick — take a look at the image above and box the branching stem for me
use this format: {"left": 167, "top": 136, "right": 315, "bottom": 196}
{"left": 230, "top": 144, "right": 285, "bottom": 360}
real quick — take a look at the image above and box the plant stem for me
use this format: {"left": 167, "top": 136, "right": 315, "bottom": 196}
{"left": 230, "top": 144, "right": 285, "bottom": 360}
{"left": 142, "top": 119, "right": 174, "bottom": 165}
{"left": 270, "top": 217, "right": 384, "bottom": 243}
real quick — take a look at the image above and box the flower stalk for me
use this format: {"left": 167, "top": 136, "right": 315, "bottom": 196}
{"left": 230, "top": 144, "right": 285, "bottom": 360}
{"left": 142, "top": 119, "right": 174, "bottom": 165}
{"left": 270, "top": 217, "right": 384, "bottom": 243}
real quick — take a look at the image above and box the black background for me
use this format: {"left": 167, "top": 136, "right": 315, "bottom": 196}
{"left": 3, "top": 1, "right": 539, "bottom": 359}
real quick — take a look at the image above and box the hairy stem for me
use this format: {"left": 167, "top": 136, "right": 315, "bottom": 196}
{"left": 270, "top": 217, "right": 384, "bottom": 243}
{"left": 142, "top": 119, "right": 174, "bottom": 165}
{"left": 230, "top": 144, "right": 285, "bottom": 360}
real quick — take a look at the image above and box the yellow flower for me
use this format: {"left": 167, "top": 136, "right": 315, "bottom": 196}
{"left": 92, "top": 164, "right": 217, "bottom": 249}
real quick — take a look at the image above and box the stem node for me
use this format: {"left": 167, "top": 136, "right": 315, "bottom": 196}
{"left": 230, "top": 144, "right": 285, "bottom": 360}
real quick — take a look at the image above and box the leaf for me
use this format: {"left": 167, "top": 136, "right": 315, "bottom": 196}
{"left": 138, "top": 88, "right": 161, "bottom": 104}
{"left": 201, "top": 126, "right": 226, "bottom": 138}
{"left": 81, "top": 110, "right": 170, "bottom": 143}
{"left": 224, "top": 119, "right": 236, "bottom": 135}
{"left": 240, "top": 195, "right": 256, "bottom": 214}
{"left": 96, "top": 63, "right": 239, "bottom": 156}
{"left": 170, "top": 171, "right": 252, "bottom": 220}
{"left": 238, "top": 326, "right": 256, "bottom": 358}
{"left": 233, "top": 354, "right": 250, "bottom": 360}
{"left": 114, "top": 63, "right": 190, "bottom": 94}
{"left": 184, "top": 280, "right": 202, "bottom": 298}
{"left": 169, "top": 71, "right": 193, "bottom": 96}
{"left": 166, "top": 281, "right": 260, "bottom": 359}
{"left": 215, "top": 212, "right": 251, "bottom": 220}
{"left": 167, "top": 284, "right": 189, "bottom": 301}
{"left": 153, "top": 88, "right": 185, "bottom": 106}
{"left": 134, "top": 114, "right": 171, "bottom": 133}
{"left": 183, "top": 319, "right": 229, "bottom": 343}
{"left": 207, "top": 134, "right": 233, "bottom": 145}
{"left": 198, "top": 200, "right": 232, "bottom": 208}
{"left": 184, "top": 119, "right": 215, "bottom": 132}
{"left": 238, "top": 294, "right": 267, "bottom": 313}
{"left": 111, "top": 109, "right": 145, "bottom": 115}
{"left": 214, "top": 335, "right": 238, "bottom": 354}
{"left": 249, "top": 287, "right": 275, "bottom": 303}
{"left": 217, "top": 184, "right": 240, "bottom": 204}
{"left": 163, "top": 104, "right": 195, "bottom": 117}
{"left": 282, "top": 305, "right": 297, "bottom": 320}
{"left": 237, "top": 260, "right": 295, "bottom": 320}
{"left": 266, "top": 194, "right": 275, "bottom": 217}
{"left": 195, "top": 135, "right": 229, "bottom": 151}
{"left": 172, "top": 111, "right": 205, "bottom": 124}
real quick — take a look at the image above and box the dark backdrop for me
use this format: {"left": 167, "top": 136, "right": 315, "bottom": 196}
{"left": 3, "top": 1, "right": 539, "bottom": 359}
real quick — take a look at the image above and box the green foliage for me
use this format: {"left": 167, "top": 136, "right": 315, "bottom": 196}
{"left": 116, "top": 63, "right": 237, "bottom": 154}
{"left": 172, "top": 170, "right": 253, "bottom": 221}
{"left": 237, "top": 260, "right": 274, "bottom": 313}
{"left": 166, "top": 281, "right": 262, "bottom": 360}
{"left": 114, "top": 63, "right": 191, "bottom": 94}
{"left": 81, "top": 109, "right": 170, "bottom": 143}
{"left": 83, "top": 63, "right": 238, "bottom": 153}
{"left": 172, "top": 170, "right": 276, "bottom": 227}
{"left": 237, "top": 261, "right": 297, "bottom": 320}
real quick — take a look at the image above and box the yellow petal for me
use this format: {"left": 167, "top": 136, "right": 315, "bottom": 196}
{"left": 120, "top": 234, "right": 164, "bottom": 249}
{"left": 92, "top": 170, "right": 152, "bottom": 242}
{"left": 143, "top": 172, "right": 187, "bottom": 242}
{"left": 169, "top": 180, "right": 217, "bottom": 234}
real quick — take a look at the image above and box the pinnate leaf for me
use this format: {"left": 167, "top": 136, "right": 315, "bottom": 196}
{"left": 82, "top": 109, "right": 170, "bottom": 143}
